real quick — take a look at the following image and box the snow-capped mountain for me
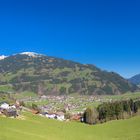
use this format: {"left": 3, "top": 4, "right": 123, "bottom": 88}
{"left": 0, "top": 52, "right": 42, "bottom": 60}
{"left": 0, "top": 55, "right": 7, "bottom": 60}
{"left": 20, "top": 52, "right": 43, "bottom": 57}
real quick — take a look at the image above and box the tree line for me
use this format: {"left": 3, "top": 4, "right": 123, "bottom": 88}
{"left": 83, "top": 99, "right": 140, "bottom": 125}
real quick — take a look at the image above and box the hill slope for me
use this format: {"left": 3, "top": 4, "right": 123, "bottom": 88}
{"left": 0, "top": 52, "right": 137, "bottom": 95}
{"left": 0, "top": 112, "right": 140, "bottom": 140}
{"left": 129, "top": 74, "right": 140, "bottom": 86}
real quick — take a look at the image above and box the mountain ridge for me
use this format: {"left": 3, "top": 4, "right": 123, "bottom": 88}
{"left": 129, "top": 74, "right": 140, "bottom": 86}
{"left": 0, "top": 52, "right": 137, "bottom": 95}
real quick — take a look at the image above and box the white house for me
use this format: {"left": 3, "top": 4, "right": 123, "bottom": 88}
{"left": 0, "top": 103, "right": 10, "bottom": 109}
{"left": 11, "top": 105, "right": 16, "bottom": 109}
{"left": 46, "top": 113, "right": 56, "bottom": 119}
{"left": 56, "top": 112, "right": 65, "bottom": 121}
{"left": 0, "top": 103, "right": 17, "bottom": 110}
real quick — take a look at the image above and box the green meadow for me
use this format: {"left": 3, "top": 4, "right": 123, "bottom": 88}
{"left": 103, "top": 92, "right": 140, "bottom": 100}
{"left": 0, "top": 112, "right": 140, "bottom": 140}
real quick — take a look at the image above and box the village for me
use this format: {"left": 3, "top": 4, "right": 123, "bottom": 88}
{"left": 0, "top": 95, "right": 106, "bottom": 122}
{"left": 0, "top": 100, "right": 82, "bottom": 121}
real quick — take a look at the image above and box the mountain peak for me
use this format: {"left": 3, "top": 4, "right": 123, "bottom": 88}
{"left": 129, "top": 74, "right": 140, "bottom": 85}
{"left": 20, "top": 52, "right": 42, "bottom": 57}
{"left": 0, "top": 55, "right": 7, "bottom": 60}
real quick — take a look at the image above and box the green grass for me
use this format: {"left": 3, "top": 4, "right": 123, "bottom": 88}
{"left": 0, "top": 112, "right": 140, "bottom": 140}
{"left": 25, "top": 100, "right": 49, "bottom": 106}
{"left": 103, "top": 92, "right": 140, "bottom": 101}
{"left": 12, "top": 91, "right": 37, "bottom": 99}
{"left": 0, "top": 85, "right": 14, "bottom": 92}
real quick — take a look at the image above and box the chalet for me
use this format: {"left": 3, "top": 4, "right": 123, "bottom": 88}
{"left": 0, "top": 103, "right": 18, "bottom": 117}
{"left": 0, "top": 103, "right": 9, "bottom": 110}
{"left": 55, "top": 112, "right": 65, "bottom": 121}
{"left": 2, "top": 108, "right": 17, "bottom": 118}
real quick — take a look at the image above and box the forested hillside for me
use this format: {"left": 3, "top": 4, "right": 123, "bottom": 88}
{"left": 0, "top": 52, "right": 137, "bottom": 95}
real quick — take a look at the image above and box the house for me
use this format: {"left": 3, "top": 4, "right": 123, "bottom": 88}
{"left": 31, "top": 109, "right": 39, "bottom": 114}
{"left": 46, "top": 113, "right": 56, "bottom": 119}
{"left": 2, "top": 108, "right": 17, "bottom": 118}
{"left": 70, "top": 114, "right": 82, "bottom": 121}
{"left": 0, "top": 103, "right": 18, "bottom": 118}
{"left": 11, "top": 105, "right": 16, "bottom": 109}
{"left": 43, "top": 111, "right": 65, "bottom": 121}
{"left": 41, "top": 111, "right": 48, "bottom": 116}
{"left": 0, "top": 103, "right": 10, "bottom": 110}
{"left": 55, "top": 112, "right": 65, "bottom": 121}
{"left": 40, "top": 95, "right": 47, "bottom": 100}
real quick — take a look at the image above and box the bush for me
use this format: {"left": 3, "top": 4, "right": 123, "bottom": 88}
{"left": 83, "top": 108, "right": 94, "bottom": 124}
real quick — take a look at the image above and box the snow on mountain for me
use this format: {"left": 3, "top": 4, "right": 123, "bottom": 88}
{"left": 20, "top": 52, "right": 42, "bottom": 57}
{"left": 0, "top": 55, "right": 7, "bottom": 60}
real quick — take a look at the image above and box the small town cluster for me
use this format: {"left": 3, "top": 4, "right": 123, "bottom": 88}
{"left": 0, "top": 95, "right": 92, "bottom": 121}
{"left": 0, "top": 101, "right": 83, "bottom": 122}
{"left": 0, "top": 95, "right": 113, "bottom": 122}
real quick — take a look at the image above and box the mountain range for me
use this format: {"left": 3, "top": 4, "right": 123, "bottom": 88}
{"left": 0, "top": 52, "right": 138, "bottom": 95}
{"left": 129, "top": 74, "right": 140, "bottom": 86}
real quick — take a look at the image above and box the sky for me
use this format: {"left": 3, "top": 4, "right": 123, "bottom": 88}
{"left": 0, "top": 0, "right": 140, "bottom": 78}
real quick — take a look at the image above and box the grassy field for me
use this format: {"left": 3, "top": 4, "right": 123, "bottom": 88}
{"left": 103, "top": 92, "right": 140, "bottom": 100}
{"left": 0, "top": 112, "right": 140, "bottom": 140}
{"left": 0, "top": 85, "right": 14, "bottom": 92}
{"left": 11, "top": 91, "right": 37, "bottom": 99}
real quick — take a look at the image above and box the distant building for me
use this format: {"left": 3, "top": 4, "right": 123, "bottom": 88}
{"left": 41, "top": 111, "right": 65, "bottom": 121}
{"left": 70, "top": 114, "right": 82, "bottom": 121}
{"left": 55, "top": 112, "right": 65, "bottom": 121}
{"left": 2, "top": 108, "right": 17, "bottom": 118}
{"left": 0, "top": 103, "right": 10, "bottom": 110}
{"left": 0, "top": 103, "right": 18, "bottom": 118}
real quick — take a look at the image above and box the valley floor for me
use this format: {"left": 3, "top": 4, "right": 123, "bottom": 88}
{"left": 0, "top": 112, "right": 140, "bottom": 140}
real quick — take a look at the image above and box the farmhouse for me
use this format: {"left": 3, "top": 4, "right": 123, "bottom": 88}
{"left": 2, "top": 108, "right": 17, "bottom": 117}
{"left": 0, "top": 103, "right": 9, "bottom": 109}
{"left": 41, "top": 111, "right": 65, "bottom": 121}
{"left": 55, "top": 112, "right": 65, "bottom": 121}
{"left": 0, "top": 103, "right": 18, "bottom": 117}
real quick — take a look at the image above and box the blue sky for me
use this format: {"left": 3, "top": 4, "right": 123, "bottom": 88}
{"left": 0, "top": 0, "right": 140, "bottom": 78}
